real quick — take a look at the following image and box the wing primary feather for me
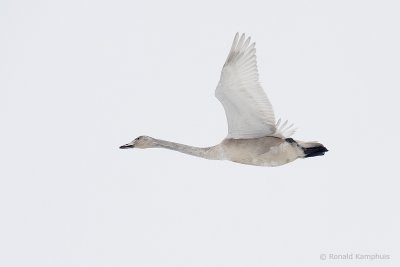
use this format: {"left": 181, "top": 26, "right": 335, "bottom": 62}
{"left": 243, "top": 37, "right": 251, "bottom": 51}
{"left": 281, "top": 120, "right": 288, "bottom": 130}
{"left": 225, "top": 33, "right": 239, "bottom": 66}
{"left": 236, "top": 34, "right": 246, "bottom": 52}
{"left": 276, "top": 118, "right": 281, "bottom": 129}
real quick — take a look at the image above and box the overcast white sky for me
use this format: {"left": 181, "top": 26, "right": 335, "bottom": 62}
{"left": 1, "top": 0, "right": 400, "bottom": 266}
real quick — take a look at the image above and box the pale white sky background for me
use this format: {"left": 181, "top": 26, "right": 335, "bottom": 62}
{"left": 1, "top": 0, "right": 400, "bottom": 266}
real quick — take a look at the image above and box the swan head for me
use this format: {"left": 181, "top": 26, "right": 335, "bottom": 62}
{"left": 119, "top": 136, "right": 157, "bottom": 149}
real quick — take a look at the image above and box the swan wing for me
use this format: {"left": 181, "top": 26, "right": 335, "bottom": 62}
{"left": 215, "top": 33, "right": 277, "bottom": 139}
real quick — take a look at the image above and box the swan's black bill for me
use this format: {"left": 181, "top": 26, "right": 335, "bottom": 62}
{"left": 119, "top": 144, "right": 134, "bottom": 149}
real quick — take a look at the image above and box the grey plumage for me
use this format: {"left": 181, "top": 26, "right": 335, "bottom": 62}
{"left": 120, "top": 33, "right": 327, "bottom": 167}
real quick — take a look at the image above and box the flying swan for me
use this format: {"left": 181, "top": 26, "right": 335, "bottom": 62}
{"left": 120, "top": 33, "right": 328, "bottom": 166}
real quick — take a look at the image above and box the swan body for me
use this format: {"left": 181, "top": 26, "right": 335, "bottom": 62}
{"left": 120, "top": 33, "right": 328, "bottom": 167}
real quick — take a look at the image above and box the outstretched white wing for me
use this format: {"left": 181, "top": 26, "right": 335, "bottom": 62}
{"left": 215, "top": 33, "right": 277, "bottom": 139}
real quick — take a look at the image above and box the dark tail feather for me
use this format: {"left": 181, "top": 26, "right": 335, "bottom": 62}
{"left": 303, "top": 145, "right": 328, "bottom": 158}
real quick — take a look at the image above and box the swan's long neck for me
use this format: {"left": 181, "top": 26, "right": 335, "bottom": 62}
{"left": 152, "top": 138, "right": 223, "bottom": 160}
